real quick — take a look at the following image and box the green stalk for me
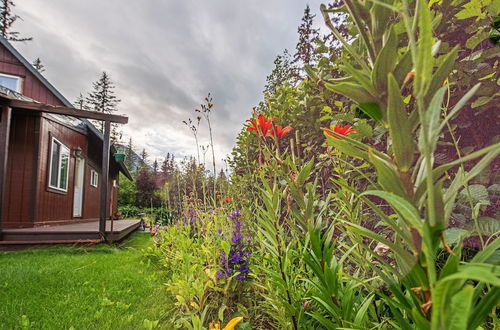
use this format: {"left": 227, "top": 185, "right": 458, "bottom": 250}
{"left": 401, "top": 0, "right": 437, "bottom": 285}
{"left": 344, "top": 0, "right": 377, "bottom": 64}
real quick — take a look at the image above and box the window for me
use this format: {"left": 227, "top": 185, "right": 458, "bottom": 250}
{"left": 90, "top": 170, "right": 99, "bottom": 187}
{"left": 0, "top": 73, "right": 22, "bottom": 92}
{"left": 48, "top": 137, "right": 70, "bottom": 192}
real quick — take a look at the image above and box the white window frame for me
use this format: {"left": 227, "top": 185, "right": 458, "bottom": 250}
{"left": 90, "top": 169, "right": 99, "bottom": 187}
{"left": 0, "top": 73, "right": 22, "bottom": 92}
{"left": 48, "top": 137, "right": 70, "bottom": 192}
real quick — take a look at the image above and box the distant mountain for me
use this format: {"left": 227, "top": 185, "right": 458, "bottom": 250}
{"left": 114, "top": 143, "right": 151, "bottom": 173}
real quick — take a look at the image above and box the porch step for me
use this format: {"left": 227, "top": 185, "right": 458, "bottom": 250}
{"left": 0, "top": 239, "right": 102, "bottom": 245}
{"left": 0, "top": 220, "right": 141, "bottom": 243}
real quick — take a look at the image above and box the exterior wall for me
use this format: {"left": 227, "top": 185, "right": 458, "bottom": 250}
{"left": 0, "top": 42, "right": 121, "bottom": 228}
{"left": 3, "top": 111, "right": 40, "bottom": 228}
{"left": 36, "top": 116, "right": 88, "bottom": 224}
{"left": 32, "top": 116, "right": 118, "bottom": 226}
{"left": 0, "top": 43, "right": 64, "bottom": 106}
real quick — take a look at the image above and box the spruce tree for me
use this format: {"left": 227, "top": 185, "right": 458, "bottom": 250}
{"left": 293, "top": 5, "right": 319, "bottom": 68}
{"left": 86, "top": 71, "right": 121, "bottom": 141}
{"left": 32, "top": 58, "right": 45, "bottom": 73}
{"left": 0, "top": 0, "right": 31, "bottom": 42}
{"left": 74, "top": 92, "right": 89, "bottom": 110}
{"left": 140, "top": 148, "right": 148, "bottom": 167}
{"left": 124, "top": 137, "right": 134, "bottom": 172}
{"left": 153, "top": 158, "right": 158, "bottom": 174}
{"left": 161, "top": 153, "right": 175, "bottom": 184}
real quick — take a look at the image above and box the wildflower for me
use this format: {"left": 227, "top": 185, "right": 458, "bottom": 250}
{"left": 151, "top": 224, "right": 159, "bottom": 236}
{"left": 223, "top": 197, "right": 233, "bottom": 203}
{"left": 267, "top": 125, "right": 293, "bottom": 139}
{"left": 324, "top": 123, "right": 358, "bottom": 139}
{"left": 184, "top": 208, "right": 196, "bottom": 225}
{"left": 217, "top": 209, "right": 252, "bottom": 281}
{"left": 246, "top": 114, "right": 274, "bottom": 136}
{"left": 209, "top": 317, "right": 243, "bottom": 330}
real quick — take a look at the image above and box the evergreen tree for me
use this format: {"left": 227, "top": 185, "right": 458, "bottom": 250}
{"left": 135, "top": 167, "right": 157, "bottom": 207}
{"left": 0, "top": 0, "right": 31, "bottom": 42}
{"left": 161, "top": 153, "right": 175, "bottom": 184}
{"left": 124, "top": 137, "right": 134, "bottom": 172}
{"left": 86, "top": 71, "right": 121, "bottom": 141}
{"left": 293, "top": 5, "right": 319, "bottom": 67}
{"left": 32, "top": 57, "right": 44, "bottom": 73}
{"left": 153, "top": 158, "right": 158, "bottom": 174}
{"left": 140, "top": 148, "right": 148, "bottom": 167}
{"left": 264, "top": 49, "right": 294, "bottom": 96}
{"left": 74, "top": 92, "right": 89, "bottom": 110}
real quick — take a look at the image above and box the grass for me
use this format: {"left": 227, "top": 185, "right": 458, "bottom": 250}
{"left": 0, "top": 233, "right": 171, "bottom": 329}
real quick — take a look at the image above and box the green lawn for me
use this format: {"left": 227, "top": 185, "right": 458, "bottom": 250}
{"left": 0, "top": 233, "right": 170, "bottom": 329}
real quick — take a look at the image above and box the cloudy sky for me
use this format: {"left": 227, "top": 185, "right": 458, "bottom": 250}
{"left": 14, "top": 0, "right": 324, "bottom": 171}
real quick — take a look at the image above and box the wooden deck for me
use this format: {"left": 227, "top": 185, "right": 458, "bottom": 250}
{"left": 0, "top": 220, "right": 141, "bottom": 244}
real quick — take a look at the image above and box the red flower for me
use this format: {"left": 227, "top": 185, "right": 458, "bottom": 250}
{"left": 324, "top": 124, "right": 358, "bottom": 139}
{"left": 267, "top": 125, "right": 294, "bottom": 139}
{"left": 246, "top": 114, "right": 274, "bottom": 136}
{"left": 223, "top": 197, "right": 233, "bottom": 203}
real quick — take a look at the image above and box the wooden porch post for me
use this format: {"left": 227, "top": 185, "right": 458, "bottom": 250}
{"left": 0, "top": 105, "right": 12, "bottom": 239}
{"left": 99, "top": 120, "right": 111, "bottom": 240}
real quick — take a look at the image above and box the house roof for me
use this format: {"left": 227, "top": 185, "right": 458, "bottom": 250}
{"left": 0, "top": 35, "right": 74, "bottom": 108}
{"left": 0, "top": 36, "right": 133, "bottom": 181}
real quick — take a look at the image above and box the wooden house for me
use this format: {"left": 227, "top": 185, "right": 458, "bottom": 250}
{"left": 0, "top": 36, "right": 134, "bottom": 242}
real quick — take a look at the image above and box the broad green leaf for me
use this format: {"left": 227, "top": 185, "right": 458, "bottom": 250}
{"left": 368, "top": 150, "right": 409, "bottom": 198}
{"left": 431, "top": 280, "right": 456, "bottom": 330}
{"left": 420, "top": 85, "right": 447, "bottom": 154}
{"left": 370, "top": 1, "right": 393, "bottom": 50}
{"left": 440, "top": 264, "right": 500, "bottom": 286}
{"left": 415, "top": 0, "right": 434, "bottom": 94}
{"left": 446, "top": 285, "right": 474, "bottom": 330}
{"left": 361, "top": 189, "right": 423, "bottom": 231}
{"left": 431, "top": 179, "right": 446, "bottom": 230}
{"left": 394, "top": 50, "right": 413, "bottom": 86}
{"left": 471, "top": 236, "right": 500, "bottom": 263}
{"left": 324, "top": 82, "right": 378, "bottom": 104}
{"left": 455, "top": 0, "right": 491, "bottom": 20}
{"left": 297, "top": 158, "right": 315, "bottom": 186}
{"left": 424, "top": 46, "right": 459, "bottom": 105}
{"left": 357, "top": 102, "right": 383, "bottom": 121}
{"left": 372, "top": 27, "right": 398, "bottom": 93}
{"left": 354, "top": 295, "right": 374, "bottom": 326}
{"left": 476, "top": 216, "right": 500, "bottom": 235}
{"left": 325, "top": 134, "right": 369, "bottom": 160}
{"left": 460, "top": 184, "right": 490, "bottom": 205}
{"left": 387, "top": 73, "right": 414, "bottom": 171}
{"left": 341, "top": 62, "right": 378, "bottom": 98}
{"left": 443, "top": 227, "right": 470, "bottom": 245}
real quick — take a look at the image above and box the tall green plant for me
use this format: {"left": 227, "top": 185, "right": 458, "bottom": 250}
{"left": 317, "top": 0, "right": 500, "bottom": 327}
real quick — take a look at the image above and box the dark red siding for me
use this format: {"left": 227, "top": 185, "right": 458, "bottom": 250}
{"left": 1, "top": 42, "right": 120, "bottom": 228}
{"left": 3, "top": 111, "right": 39, "bottom": 227}
{"left": 37, "top": 117, "right": 88, "bottom": 223}
{"left": 0, "top": 43, "right": 64, "bottom": 106}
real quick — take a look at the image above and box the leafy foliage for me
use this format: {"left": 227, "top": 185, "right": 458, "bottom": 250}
{"left": 147, "top": 0, "right": 500, "bottom": 328}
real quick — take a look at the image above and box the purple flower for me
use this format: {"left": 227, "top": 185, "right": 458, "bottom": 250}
{"left": 184, "top": 208, "right": 197, "bottom": 225}
{"left": 218, "top": 209, "right": 252, "bottom": 281}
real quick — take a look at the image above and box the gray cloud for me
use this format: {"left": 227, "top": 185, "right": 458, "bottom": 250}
{"left": 14, "top": 0, "right": 324, "bottom": 171}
